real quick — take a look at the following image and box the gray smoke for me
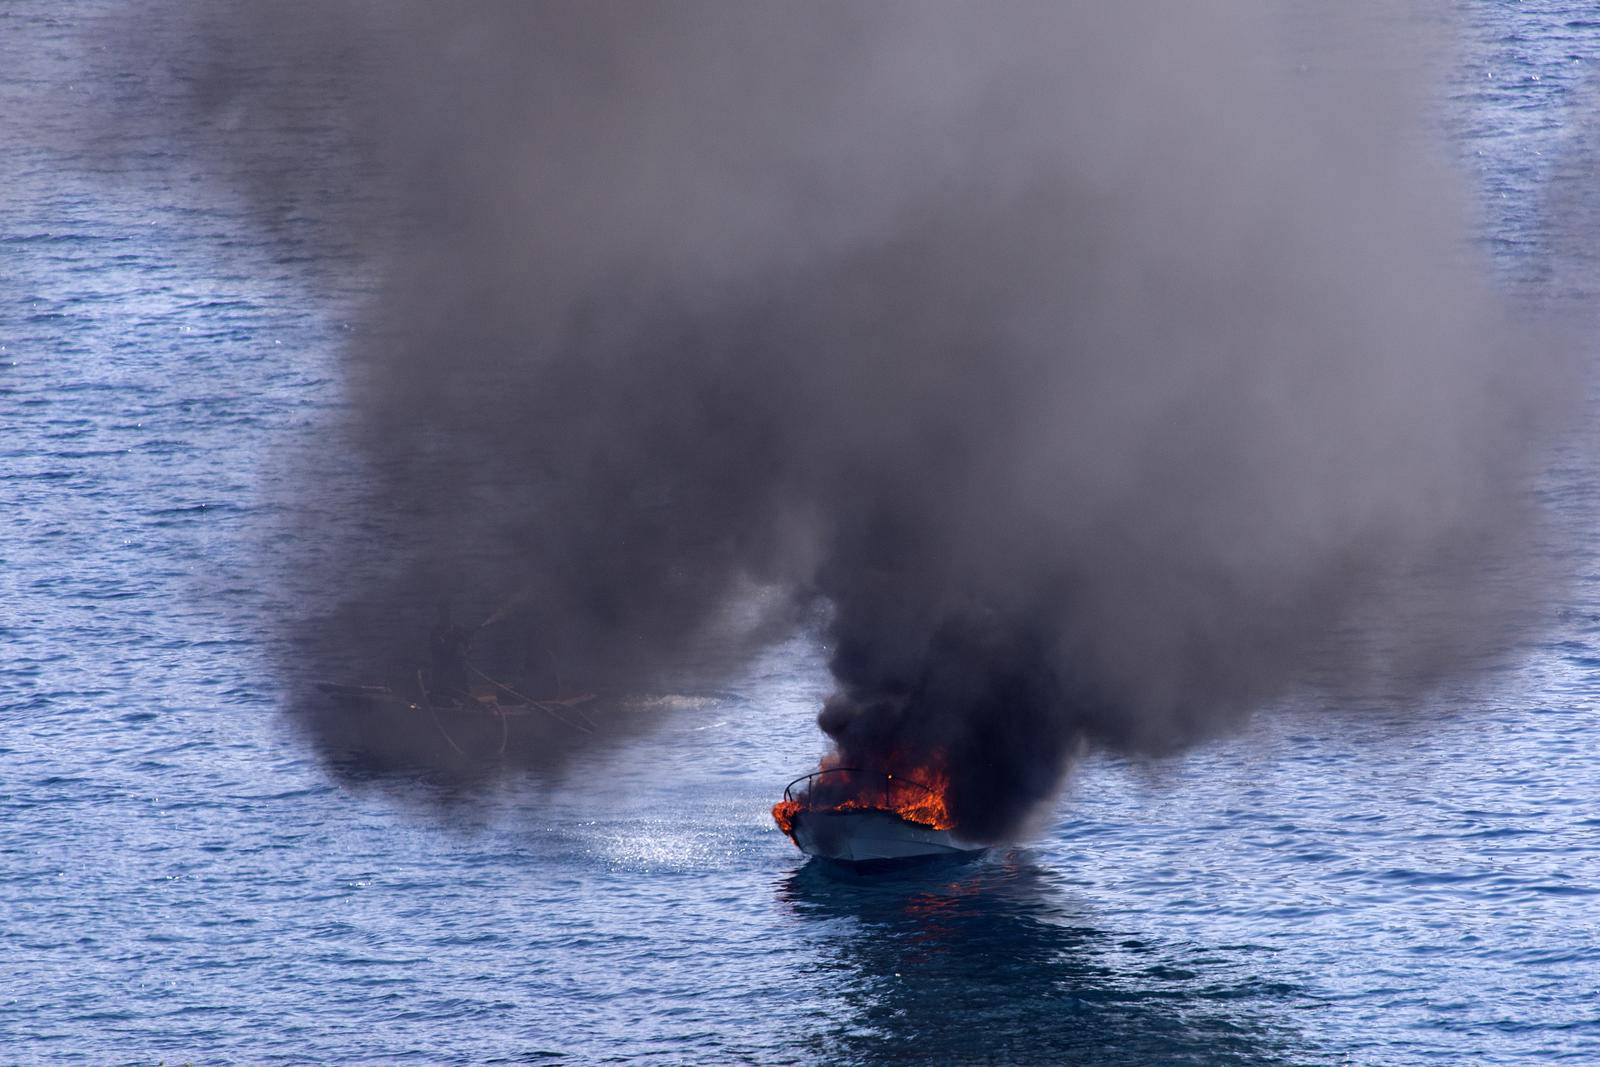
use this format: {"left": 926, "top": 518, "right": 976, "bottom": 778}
{"left": 123, "top": 2, "right": 1577, "bottom": 836}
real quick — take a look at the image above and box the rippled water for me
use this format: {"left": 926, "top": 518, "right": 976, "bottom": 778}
{"left": 5, "top": 4, "right": 1600, "bottom": 1064}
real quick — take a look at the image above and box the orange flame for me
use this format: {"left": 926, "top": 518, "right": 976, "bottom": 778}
{"left": 772, "top": 755, "right": 954, "bottom": 840}
{"left": 771, "top": 797, "right": 803, "bottom": 836}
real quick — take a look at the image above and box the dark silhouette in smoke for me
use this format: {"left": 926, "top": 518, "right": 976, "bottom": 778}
{"left": 123, "top": 2, "right": 1576, "bottom": 835}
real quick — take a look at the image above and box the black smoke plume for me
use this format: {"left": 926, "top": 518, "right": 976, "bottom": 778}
{"left": 120, "top": 2, "right": 1577, "bottom": 836}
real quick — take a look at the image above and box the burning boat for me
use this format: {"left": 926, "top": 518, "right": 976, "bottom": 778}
{"left": 773, "top": 767, "right": 985, "bottom": 865}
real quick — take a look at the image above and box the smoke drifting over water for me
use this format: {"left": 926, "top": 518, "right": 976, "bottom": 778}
{"left": 148, "top": 3, "right": 1575, "bottom": 837}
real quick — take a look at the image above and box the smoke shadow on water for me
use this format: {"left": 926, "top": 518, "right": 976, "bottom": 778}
{"left": 778, "top": 852, "right": 1316, "bottom": 1066}
{"left": 288, "top": 682, "right": 674, "bottom": 796}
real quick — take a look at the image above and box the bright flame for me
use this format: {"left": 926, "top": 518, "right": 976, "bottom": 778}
{"left": 771, "top": 796, "right": 803, "bottom": 836}
{"left": 772, "top": 756, "right": 953, "bottom": 840}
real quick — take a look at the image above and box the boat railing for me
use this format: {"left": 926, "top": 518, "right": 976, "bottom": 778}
{"left": 782, "top": 767, "right": 941, "bottom": 812}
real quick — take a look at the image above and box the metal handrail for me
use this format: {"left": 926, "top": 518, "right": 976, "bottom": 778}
{"left": 781, "top": 767, "right": 941, "bottom": 809}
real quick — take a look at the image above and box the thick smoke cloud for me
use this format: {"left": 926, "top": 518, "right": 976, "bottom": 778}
{"left": 139, "top": 2, "right": 1573, "bottom": 837}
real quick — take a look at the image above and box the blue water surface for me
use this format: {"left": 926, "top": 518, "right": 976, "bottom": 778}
{"left": 4, "top": 3, "right": 1600, "bottom": 1064}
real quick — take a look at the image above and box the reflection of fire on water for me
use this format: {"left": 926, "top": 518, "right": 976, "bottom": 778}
{"left": 772, "top": 758, "right": 955, "bottom": 841}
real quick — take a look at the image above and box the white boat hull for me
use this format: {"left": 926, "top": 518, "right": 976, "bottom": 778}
{"left": 790, "top": 809, "right": 983, "bottom": 864}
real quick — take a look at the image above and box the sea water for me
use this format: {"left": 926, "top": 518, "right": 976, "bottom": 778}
{"left": 4, "top": 3, "right": 1600, "bottom": 1063}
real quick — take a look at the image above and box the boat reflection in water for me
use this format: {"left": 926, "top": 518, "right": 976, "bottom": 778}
{"left": 777, "top": 852, "right": 1315, "bottom": 1066}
